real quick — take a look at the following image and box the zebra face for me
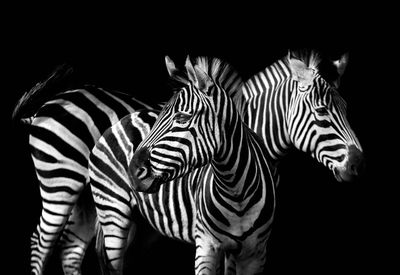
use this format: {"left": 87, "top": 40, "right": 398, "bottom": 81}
{"left": 129, "top": 57, "right": 227, "bottom": 193}
{"left": 286, "top": 53, "right": 364, "bottom": 182}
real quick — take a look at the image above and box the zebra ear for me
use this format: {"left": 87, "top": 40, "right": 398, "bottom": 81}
{"left": 288, "top": 53, "right": 315, "bottom": 89}
{"left": 165, "top": 56, "right": 178, "bottom": 77}
{"left": 184, "top": 55, "right": 198, "bottom": 85}
{"left": 194, "top": 65, "right": 213, "bottom": 94}
{"left": 332, "top": 52, "right": 349, "bottom": 88}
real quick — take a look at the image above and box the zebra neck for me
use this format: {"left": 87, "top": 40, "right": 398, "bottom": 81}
{"left": 212, "top": 117, "right": 269, "bottom": 198}
{"left": 239, "top": 59, "right": 293, "bottom": 163}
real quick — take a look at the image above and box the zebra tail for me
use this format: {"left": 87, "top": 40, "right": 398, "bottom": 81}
{"left": 11, "top": 64, "right": 74, "bottom": 124}
{"left": 95, "top": 218, "right": 111, "bottom": 275}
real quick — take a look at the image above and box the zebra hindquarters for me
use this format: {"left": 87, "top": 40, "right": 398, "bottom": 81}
{"left": 31, "top": 175, "right": 87, "bottom": 275}
{"left": 29, "top": 122, "right": 90, "bottom": 275}
{"left": 59, "top": 186, "right": 97, "bottom": 275}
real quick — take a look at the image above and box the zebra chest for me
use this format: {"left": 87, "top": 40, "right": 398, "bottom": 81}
{"left": 197, "top": 186, "right": 268, "bottom": 237}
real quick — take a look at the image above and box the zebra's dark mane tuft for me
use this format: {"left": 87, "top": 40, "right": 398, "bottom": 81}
{"left": 286, "top": 49, "right": 341, "bottom": 86}
{"left": 288, "top": 49, "right": 322, "bottom": 70}
{"left": 169, "top": 56, "right": 244, "bottom": 98}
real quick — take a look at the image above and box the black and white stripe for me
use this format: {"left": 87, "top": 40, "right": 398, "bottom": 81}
{"left": 12, "top": 66, "right": 156, "bottom": 275}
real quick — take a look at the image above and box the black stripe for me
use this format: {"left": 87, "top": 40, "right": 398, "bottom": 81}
{"left": 84, "top": 86, "right": 137, "bottom": 118}
{"left": 53, "top": 90, "right": 114, "bottom": 134}
{"left": 35, "top": 103, "right": 95, "bottom": 150}
{"left": 37, "top": 168, "right": 86, "bottom": 187}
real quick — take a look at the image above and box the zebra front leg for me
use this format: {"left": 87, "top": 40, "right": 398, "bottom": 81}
{"left": 59, "top": 190, "right": 97, "bottom": 275}
{"left": 224, "top": 252, "right": 236, "bottom": 275}
{"left": 236, "top": 255, "right": 266, "bottom": 275}
{"left": 194, "top": 233, "right": 223, "bottom": 275}
{"left": 236, "top": 243, "right": 268, "bottom": 275}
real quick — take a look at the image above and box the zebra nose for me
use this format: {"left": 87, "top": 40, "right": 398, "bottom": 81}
{"left": 129, "top": 146, "right": 152, "bottom": 191}
{"left": 130, "top": 146, "right": 152, "bottom": 181}
{"left": 347, "top": 145, "right": 365, "bottom": 176}
{"left": 132, "top": 147, "right": 151, "bottom": 169}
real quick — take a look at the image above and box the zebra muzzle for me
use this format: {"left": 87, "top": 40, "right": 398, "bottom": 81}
{"left": 129, "top": 147, "right": 152, "bottom": 192}
{"left": 333, "top": 145, "right": 365, "bottom": 182}
{"left": 129, "top": 146, "right": 168, "bottom": 193}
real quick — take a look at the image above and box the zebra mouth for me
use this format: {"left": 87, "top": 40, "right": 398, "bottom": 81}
{"left": 333, "top": 166, "right": 358, "bottom": 183}
{"left": 146, "top": 174, "right": 168, "bottom": 193}
{"left": 137, "top": 172, "right": 168, "bottom": 193}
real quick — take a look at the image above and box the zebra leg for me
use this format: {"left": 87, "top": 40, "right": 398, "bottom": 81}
{"left": 236, "top": 256, "right": 266, "bottom": 275}
{"left": 194, "top": 231, "right": 223, "bottom": 275}
{"left": 59, "top": 188, "right": 97, "bottom": 275}
{"left": 236, "top": 245, "right": 267, "bottom": 275}
{"left": 31, "top": 190, "right": 80, "bottom": 275}
{"left": 224, "top": 252, "right": 236, "bottom": 275}
{"left": 96, "top": 214, "right": 135, "bottom": 275}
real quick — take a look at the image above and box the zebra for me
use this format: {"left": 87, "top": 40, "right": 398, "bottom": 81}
{"left": 12, "top": 65, "right": 159, "bottom": 275}
{"left": 236, "top": 49, "right": 364, "bottom": 180}
{"left": 89, "top": 56, "right": 245, "bottom": 274}
{"left": 91, "top": 55, "right": 276, "bottom": 274}
{"left": 90, "top": 49, "right": 364, "bottom": 274}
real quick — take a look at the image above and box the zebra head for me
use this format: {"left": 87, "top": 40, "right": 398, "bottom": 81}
{"left": 129, "top": 56, "right": 238, "bottom": 193}
{"left": 285, "top": 50, "right": 364, "bottom": 182}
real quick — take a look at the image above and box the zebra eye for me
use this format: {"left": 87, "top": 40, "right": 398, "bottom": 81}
{"left": 173, "top": 112, "right": 192, "bottom": 124}
{"left": 315, "top": 107, "right": 329, "bottom": 116}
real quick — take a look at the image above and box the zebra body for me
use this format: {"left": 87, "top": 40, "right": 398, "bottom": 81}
{"left": 13, "top": 73, "right": 156, "bottom": 275}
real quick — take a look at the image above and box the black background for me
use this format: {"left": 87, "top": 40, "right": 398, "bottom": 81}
{"left": 3, "top": 4, "right": 395, "bottom": 275}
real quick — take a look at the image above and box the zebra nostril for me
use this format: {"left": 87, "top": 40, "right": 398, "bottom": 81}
{"left": 347, "top": 146, "right": 365, "bottom": 177}
{"left": 132, "top": 147, "right": 151, "bottom": 168}
{"left": 349, "top": 164, "right": 358, "bottom": 176}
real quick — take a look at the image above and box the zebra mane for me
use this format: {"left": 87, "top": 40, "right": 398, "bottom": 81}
{"left": 169, "top": 56, "right": 244, "bottom": 102}
{"left": 285, "top": 49, "right": 341, "bottom": 85}
{"left": 193, "top": 56, "right": 244, "bottom": 96}
{"left": 287, "top": 49, "right": 322, "bottom": 71}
